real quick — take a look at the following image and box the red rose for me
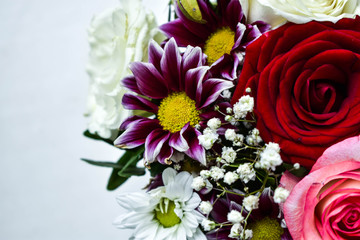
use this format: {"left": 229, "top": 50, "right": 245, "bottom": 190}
{"left": 231, "top": 17, "right": 360, "bottom": 168}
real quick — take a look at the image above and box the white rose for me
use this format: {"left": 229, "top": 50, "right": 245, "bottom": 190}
{"left": 251, "top": 0, "right": 360, "bottom": 24}
{"left": 85, "top": 0, "right": 164, "bottom": 139}
{"left": 240, "top": 0, "right": 286, "bottom": 28}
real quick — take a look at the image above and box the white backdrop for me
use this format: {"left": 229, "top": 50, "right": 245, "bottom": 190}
{"left": 0, "top": 0, "right": 168, "bottom": 239}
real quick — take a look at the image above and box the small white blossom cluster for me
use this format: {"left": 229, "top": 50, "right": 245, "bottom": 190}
{"left": 227, "top": 210, "right": 253, "bottom": 239}
{"left": 255, "top": 142, "right": 283, "bottom": 171}
{"left": 243, "top": 195, "right": 259, "bottom": 211}
{"left": 225, "top": 129, "right": 244, "bottom": 147}
{"left": 233, "top": 95, "right": 254, "bottom": 119}
{"left": 198, "top": 118, "right": 221, "bottom": 150}
{"left": 246, "top": 128, "right": 262, "bottom": 146}
{"left": 274, "top": 187, "right": 290, "bottom": 203}
{"left": 236, "top": 163, "right": 256, "bottom": 183}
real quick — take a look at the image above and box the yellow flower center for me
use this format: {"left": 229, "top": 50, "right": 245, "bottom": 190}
{"left": 155, "top": 198, "right": 181, "bottom": 228}
{"left": 203, "top": 27, "right": 235, "bottom": 65}
{"left": 248, "top": 217, "right": 284, "bottom": 240}
{"left": 158, "top": 92, "right": 200, "bottom": 133}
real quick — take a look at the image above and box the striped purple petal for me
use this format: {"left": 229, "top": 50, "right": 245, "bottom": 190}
{"left": 181, "top": 46, "right": 205, "bottom": 82}
{"left": 224, "top": 0, "right": 244, "bottom": 27}
{"left": 148, "top": 39, "right": 164, "bottom": 72}
{"left": 122, "top": 75, "right": 142, "bottom": 95}
{"left": 198, "top": 78, "right": 233, "bottom": 109}
{"left": 184, "top": 66, "right": 209, "bottom": 104}
{"left": 122, "top": 93, "right": 158, "bottom": 113}
{"left": 169, "top": 123, "right": 190, "bottom": 152}
{"left": 157, "top": 141, "right": 174, "bottom": 165}
{"left": 160, "top": 38, "right": 181, "bottom": 92}
{"left": 144, "top": 129, "right": 171, "bottom": 164}
{"left": 114, "top": 118, "right": 161, "bottom": 149}
{"left": 129, "top": 62, "right": 168, "bottom": 99}
{"left": 182, "top": 126, "right": 206, "bottom": 165}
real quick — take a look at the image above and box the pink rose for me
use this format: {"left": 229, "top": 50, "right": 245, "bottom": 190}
{"left": 281, "top": 136, "right": 360, "bottom": 239}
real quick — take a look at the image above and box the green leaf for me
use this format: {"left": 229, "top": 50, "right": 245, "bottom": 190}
{"left": 107, "top": 146, "right": 145, "bottom": 191}
{"left": 148, "top": 162, "right": 167, "bottom": 177}
{"left": 81, "top": 158, "right": 123, "bottom": 168}
{"left": 83, "top": 130, "right": 114, "bottom": 145}
{"left": 118, "top": 167, "right": 146, "bottom": 177}
{"left": 177, "top": 0, "right": 206, "bottom": 23}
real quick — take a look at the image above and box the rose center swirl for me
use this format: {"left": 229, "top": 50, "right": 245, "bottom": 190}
{"left": 158, "top": 92, "right": 200, "bottom": 133}
{"left": 204, "top": 27, "right": 235, "bottom": 65}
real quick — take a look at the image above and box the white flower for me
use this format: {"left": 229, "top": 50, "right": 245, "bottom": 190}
{"left": 221, "top": 89, "right": 232, "bottom": 99}
{"left": 246, "top": 128, "right": 262, "bottom": 146}
{"left": 226, "top": 107, "right": 233, "bottom": 114}
{"left": 255, "top": 0, "right": 360, "bottom": 24}
{"left": 242, "top": 229, "right": 253, "bottom": 239}
{"left": 192, "top": 176, "right": 206, "bottom": 191}
{"left": 237, "top": 163, "right": 256, "bottom": 183}
{"left": 233, "top": 95, "right": 254, "bottom": 119}
{"left": 198, "top": 128, "right": 219, "bottom": 150}
{"left": 221, "top": 147, "right": 237, "bottom": 163}
{"left": 256, "top": 145, "right": 283, "bottom": 171}
{"left": 199, "top": 201, "right": 213, "bottom": 215}
{"left": 201, "top": 219, "right": 216, "bottom": 231}
{"left": 273, "top": 187, "right": 290, "bottom": 203}
{"left": 227, "top": 210, "right": 244, "bottom": 223}
{"left": 229, "top": 223, "right": 243, "bottom": 238}
{"left": 233, "top": 134, "right": 245, "bottom": 147}
{"left": 114, "top": 168, "right": 206, "bottom": 240}
{"left": 207, "top": 118, "right": 222, "bottom": 130}
{"left": 210, "top": 166, "right": 225, "bottom": 181}
{"left": 266, "top": 142, "right": 280, "bottom": 153}
{"left": 200, "top": 170, "right": 211, "bottom": 179}
{"left": 293, "top": 163, "right": 300, "bottom": 169}
{"left": 225, "top": 129, "right": 237, "bottom": 141}
{"left": 85, "top": 0, "right": 164, "bottom": 139}
{"left": 243, "top": 195, "right": 259, "bottom": 211}
{"left": 224, "top": 171, "right": 239, "bottom": 185}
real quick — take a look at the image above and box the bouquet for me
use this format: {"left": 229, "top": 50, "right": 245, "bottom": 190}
{"left": 84, "top": 0, "right": 360, "bottom": 239}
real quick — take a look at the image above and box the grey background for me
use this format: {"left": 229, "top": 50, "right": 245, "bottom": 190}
{"left": 0, "top": 0, "right": 168, "bottom": 239}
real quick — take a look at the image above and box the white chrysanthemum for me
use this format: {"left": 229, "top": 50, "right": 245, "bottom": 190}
{"left": 85, "top": 0, "right": 163, "bottom": 139}
{"left": 273, "top": 187, "right": 290, "bottom": 203}
{"left": 256, "top": 0, "right": 360, "bottom": 24}
{"left": 114, "top": 168, "right": 206, "bottom": 240}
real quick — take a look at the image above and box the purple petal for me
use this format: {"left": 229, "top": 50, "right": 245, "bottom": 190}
{"left": 148, "top": 39, "right": 164, "bottom": 72}
{"left": 224, "top": 0, "right": 244, "bottom": 27}
{"left": 122, "top": 75, "right": 142, "bottom": 95}
{"left": 198, "top": 78, "right": 234, "bottom": 109}
{"left": 160, "top": 38, "right": 181, "bottom": 92}
{"left": 144, "top": 129, "right": 170, "bottom": 164}
{"left": 169, "top": 123, "right": 190, "bottom": 152}
{"left": 159, "top": 19, "right": 204, "bottom": 47}
{"left": 157, "top": 141, "right": 174, "bottom": 165}
{"left": 119, "top": 116, "right": 145, "bottom": 131}
{"left": 185, "top": 66, "right": 209, "bottom": 102}
{"left": 233, "top": 23, "right": 246, "bottom": 49}
{"left": 129, "top": 62, "right": 168, "bottom": 99}
{"left": 114, "top": 119, "right": 161, "bottom": 149}
{"left": 182, "top": 126, "right": 206, "bottom": 165}
{"left": 182, "top": 46, "right": 205, "bottom": 81}
{"left": 122, "top": 93, "right": 158, "bottom": 113}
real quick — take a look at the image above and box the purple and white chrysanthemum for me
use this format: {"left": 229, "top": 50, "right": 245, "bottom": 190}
{"left": 114, "top": 38, "right": 233, "bottom": 166}
{"left": 160, "top": 0, "right": 270, "bottom": 80}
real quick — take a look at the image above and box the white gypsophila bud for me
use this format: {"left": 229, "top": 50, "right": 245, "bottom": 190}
{"left": 258, "top": 148, "right": 282, "bottom": 171}
{"left": 227, "top": 210, "right": 244, "bottom": 223}
{"left": 191, "top": 176, "right": 206, "bottom": 191}
{"left": 293, "top": 163, "right": 300, "bottom": 169}
{"left": 233, "top": 95, "right": 254, "bottom": 119}
{"left": 198, "top": 128, "right": 219, "bottom": 150}
{"left": 236, "top": 163, "right": 256, "bottom": 183}
{"left": 245, "top": 87, "right": 251, "bottom": 93}
{"left": 247, "top": 128, "right": 262, "bottom": 146}
{"left": 233, "top": 134, "right": 244, "bottom": 147}
{"left": 214, "top": 105, "right": 220, "bottom": 111}
{"left": 200, "top": 170, "right": 211, "bottom": 179}
{"left": 173, "top": 164, "right": 181, "bottom": 171}
{"left": 224, "top": 171, "right": 239, "bottom": 185}
{"left": 228, "top": 223, "right": 243, "bottom": 238}
{"left": 242, "top": 229, "right": 253, "bottom": 240}
{"left": 210, "top": 166, "right": 225, "bottom": 181}
{"left": 225, "top": 128, "right": 236, "bottom": 141}
{"left": 243, "top": 195, "right": 259, "bottom": 211}
{"left": 201, "top": 219, "right": 216, "bottom": 231}
{"left": 266, "top": 142, "right": 280, "bottom": 153}
{"left": 207, "top": 118, "right": 222, "bottom": 130}
{"left": 221, "top": 89, "right": 232, "bottom": 99}
{"left": 225, "top": 115, "right": 233, "bottom": 122}
{"left": 221, "top": 147, "right": 237, "bottom": 163}
{"left": 226, "top": 107, "right": 233, "bottom": 114}
{"left": 199, "top": 201, "right": 213, "bottom": 215}
{"left": 274, "top": 187, "right": 290, "bottom": 204}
